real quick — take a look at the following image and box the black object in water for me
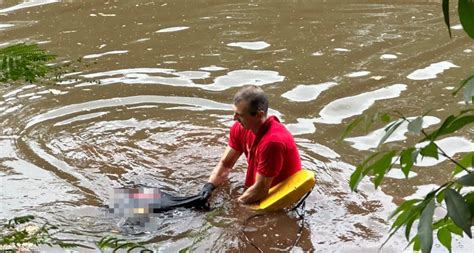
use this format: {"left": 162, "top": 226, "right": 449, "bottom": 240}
{"left": 109, "top": 187, "right": 205, "bottom": 216}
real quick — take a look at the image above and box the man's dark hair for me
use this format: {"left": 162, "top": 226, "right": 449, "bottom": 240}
{"left": 233, "top": 85, "right": 269, "bottom": 116}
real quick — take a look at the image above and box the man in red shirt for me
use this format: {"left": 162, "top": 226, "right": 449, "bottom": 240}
{"left": 200, "top": 85, "right": 301, "bottom": 205}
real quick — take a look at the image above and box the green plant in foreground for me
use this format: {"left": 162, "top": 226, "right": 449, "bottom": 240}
{"left": 0, "top": 215, "right": 152, "bottom": 252}
{"left": 97, "top": 236, "right": 152, "bottom": 253}
{"left": 0, "top": 42, "right": 101, "bottom": 86}
{"left": 343, "top": 1, "right": 474, "bottom": 252}
{"left": 0, "top": 43, "right": 56, "bottom": 83}
{"left": 0, "top": 215, "right": 90, "bottom": 251}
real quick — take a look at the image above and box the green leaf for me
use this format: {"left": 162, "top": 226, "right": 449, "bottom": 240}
{"left": 443, "top": 115, "right": 474, "bottom": 136}
{"left": 444, "top": 188, "right": 472, "bottom": 238}
{"left": 453, "top": 74, "right": 474, "bottom": 97}
{"left": 349, "top": 152, "right": 381, "bottom": 191}
{"left": 341, "top": 116, "right": 364, "bottom": 140}
{"left": 413, "top": 235, "right": 421, "bottom": 251}
{"left": 381, "top": 113, "right": 391, "bottom": 122}
{"left": 437, "top": 226, "right": 452, "bottom": 253}
{"left": 442, "top": 0, "right": 452, "bottom": 38}
{"left": 422, "top": 115, "right": 456, "bottom": 142}
{"left": 418, "top": 198, "right": 435, "bottom": 253}
{"left": 390, "top": 199, "right": 422, "bottom": 219}
{"left": 420, "top": 142, "right": 439, "bottom": 159}
{"left": 447, "top": 223, "right": 464, "bottom": 237}
{"left": 0, "top": 43, "right": 55, "bottom": 83}
{"left": 462, "top": 76, "right": 474, "bottom": 103}
{"left": 405, "top": 215, "right": 418, "bottom": 241}
{"left": 400, "top": 148, "right": 416, "bottom": 178}
{"left": 465, "top": 192, "right": 474, "bottom": 217}
{"left": 391, "top": 207, "right": 415, "bottom": 233}
{"left": 453, "top": 152, "right": 474, "bottom": 176}
{"left": 456, "top": 173, "right": 474, "bottom": 186}
{"left": 459, "top": 0, "right": 474, "bottom": 38}
{"left": 370, "top": 151, "right": 397, "bottom": 188}
{"left": 378, "top": 120, "right": 404, "bottom": 147}
{"left": 436, "top": 190, "right": 445, "bottom": 204}
{"left": 408, "top": 117, "right": 423, "bottom": 134}
{"left": 349, "top": 165, "right": 364, "bottom": 192}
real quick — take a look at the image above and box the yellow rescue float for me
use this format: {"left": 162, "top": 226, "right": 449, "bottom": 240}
{"left": 253, "top": 169, "right": 316, "bottom": 211}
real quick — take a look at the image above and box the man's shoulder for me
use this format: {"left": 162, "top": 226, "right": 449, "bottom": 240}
{"left": 261, "top": 126, "right": 295, "bottom": 147}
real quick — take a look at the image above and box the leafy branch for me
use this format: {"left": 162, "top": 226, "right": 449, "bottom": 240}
{"left": 343, "top": 1, "right": 474, "bottom": 247}
{"left": 0, "top": 215, "right": 153, "bottom": 252}
{"left": 344, "top": 109, "right": 474, "bottom": 251}
{"left": 0, "top": 215, "right": 92, "bottom": 251}
{"left": 97, "top": 236, "right": 153, "bottom": 253}
{"left": 0, "top": 43, "right": 100, "bottom": 86}
{"left": 0, "top": 43, "right": 55, "bottom": 83}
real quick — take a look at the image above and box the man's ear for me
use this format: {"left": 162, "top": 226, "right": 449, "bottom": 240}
{"left": 257, "top": 110, "right": 265, "bottom": 118}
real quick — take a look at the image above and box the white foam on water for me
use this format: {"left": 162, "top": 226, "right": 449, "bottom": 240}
{"left": 297, "top": 141, "right": 340, "bottom": 159}
{"left": 207, "top": 70, "right": 283, "bottom": 91}
{"left": 345, "top": 116, "right": 441, "bottom": 151}
{"left": 82, "top": 68, "right": 284, "bottom": 91}
{"left": 281, "top": 82, "right": 337, "bottom": 102}
{"left": 407, "top": 61, "right": 459, "bottom": 80}
{"left": 83, "top": 50, "right": 128, "bottom": 59}
{"left": 28, "top": 95, "right": 42, "bottom": 100}
{"left": 2, "top": 84, "right": 37, "bottom": 98}
{"left": 385, "top": 169, "right": 417, "bottom": 179}
{"left": 405, "top": 184, "right": 439, "bottom": 200}
{"left": 345, "top": 71, "right": 370, "bottom": 78}
{"left": 54, "top": 112, "right": 109, "bottom": 127}
{"left": 155, "top": 26, "right": 189, "bottom": 33}
{"left": 24, "top": 95, "right": 231, "bottom": 130}
{"left": 370, "top": 76, "right": 384, "bottom": 80}
{"left": 0, "top": 0, "right": 59, "bottom": 13}
{"left": 199, "top": 65, "right": 227, "bottom": 71}
{"left": 227, "top": 41, "right": 270, "bottom": 50}
{"left": 451, "top": 24, "right": 463, "bottom": 30}
{"left": 133, "top": 38, "right": 150, "bottom": 43}
{"left": 312, "top": 51, "right": 323, "bottom": 56}
{"left": 380, "top": 54, "right": 397, "bottom": 60}
{"left": 414, "top": 137, "right": 474, "bottom": 167}
{"left": 334, "top": 48, "right": 351, "bottom": 52}
{"left": 464, "top": 49, "right": 472, "bottom": 53}
{"left": 98, "top": 13, "right": 116, "bottom": 17}
{"left": 0, "top": 24, "right": 14, "bottom": 29}
{"left": 286, "top": 118, "right": 317, "bottom": 135}
{"left": 82, "top": 68, "right": 175, "bottom": 78}
{"left": 317, "top": 84, "right": 407, "bottom": 124}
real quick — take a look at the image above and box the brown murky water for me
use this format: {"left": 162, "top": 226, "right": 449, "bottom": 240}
{"left": 1, "top": 0, "right": 473, "bottom": 252}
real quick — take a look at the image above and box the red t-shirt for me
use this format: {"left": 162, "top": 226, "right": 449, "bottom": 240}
{"left": 228, "top": 116, "right": 301, "bottom": 187}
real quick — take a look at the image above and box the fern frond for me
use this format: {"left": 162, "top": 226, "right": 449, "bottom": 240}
{"left": 0, "top": 43, "right": 56, "bottom": 83}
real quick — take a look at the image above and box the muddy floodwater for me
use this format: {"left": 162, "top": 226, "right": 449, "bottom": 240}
{"left": 1, "top": 0, "right": 473, "bottom": 252}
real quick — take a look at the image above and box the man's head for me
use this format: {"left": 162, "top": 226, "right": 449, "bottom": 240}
{"left": 232, "top": 85, "right": 268, "bottom": 131}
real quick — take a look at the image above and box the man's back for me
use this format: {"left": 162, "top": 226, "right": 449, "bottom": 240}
{"left": 228, "top": 115, "right": 301, "bottom": 187}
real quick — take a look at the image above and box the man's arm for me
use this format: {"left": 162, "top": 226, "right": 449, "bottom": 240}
{"left": 237, "top": 173, "right": 273, "bottom": 204}
{"left": 208, "top": 146, "right": 242, "bottom": 187}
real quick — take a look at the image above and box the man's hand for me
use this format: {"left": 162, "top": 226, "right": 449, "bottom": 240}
{"left": 199, "top": 182, "right": 216, "bottom": 204}
{"left": 237, "top": 173, "right": 273, "bottom": 204}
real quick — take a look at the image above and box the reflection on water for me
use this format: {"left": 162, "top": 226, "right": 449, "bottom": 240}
{"left": 80, "top": 68, "right": 285, "bottom": 91}
{"left": 0, "top": 0, "right": 58, "bottom": 13}
{"left": 317, "top": 84, "right": 407, "bottom": 124}
{"left": 227, "top": 41, "right": 271, "bottom": 50}
{"left": 1, "top": 0, "right": 473, "bottom": 252}
{"left": 155, "top": 26, "right": 190, "bottom": 33}
{"left": 345, "top": 116, "right": 441, "bottom": 151}
{"left": 407, "top": 61, "right": 459, "bottom": 80}
{"left": 282, "top": 81, "right": 337, "bottom": 102}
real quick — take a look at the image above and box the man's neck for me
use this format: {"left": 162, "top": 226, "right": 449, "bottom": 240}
{"left": 251, "top": 115, "right": 268, "bottom": 135}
